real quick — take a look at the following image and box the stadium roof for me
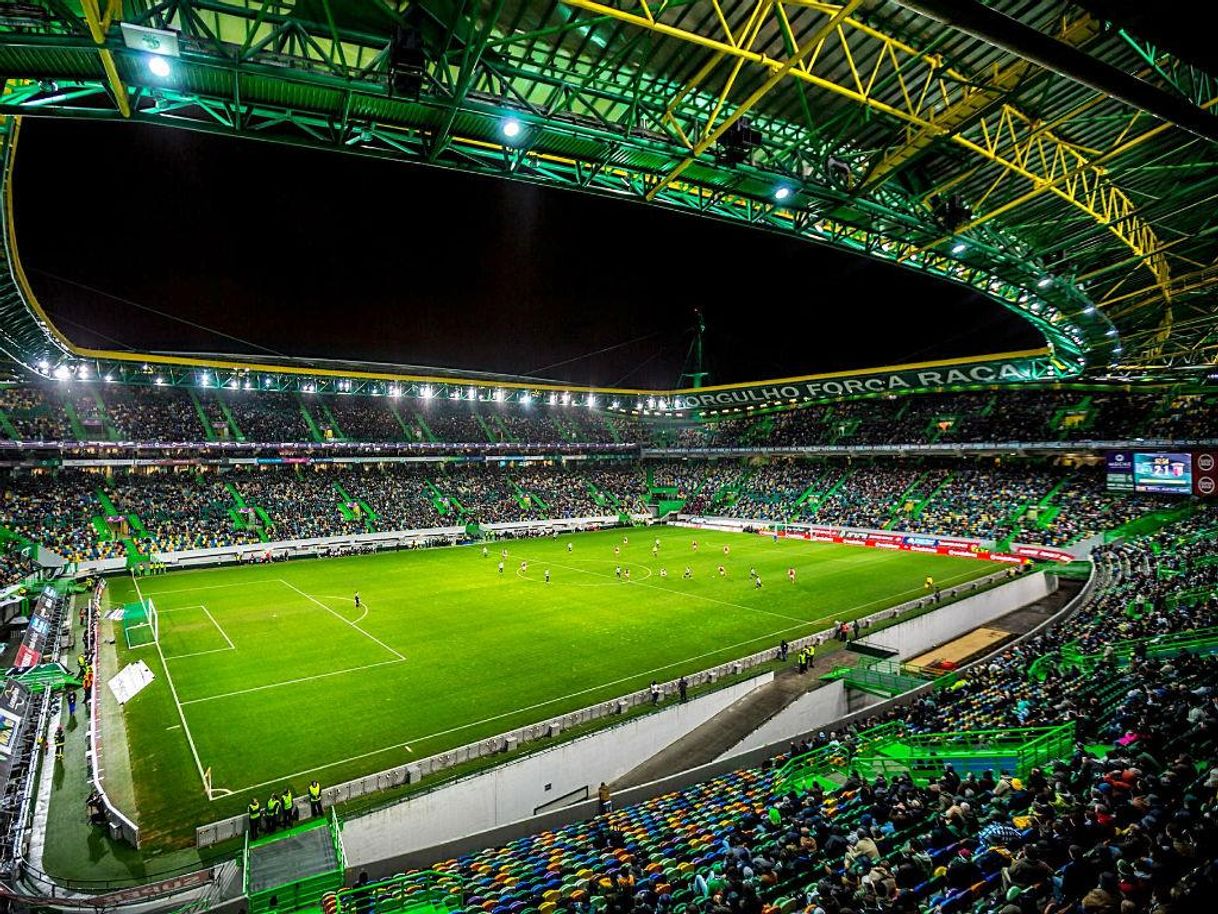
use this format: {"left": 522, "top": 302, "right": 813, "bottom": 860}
{"left": 1, "top": 0, "right": 1216, "bottom": 390}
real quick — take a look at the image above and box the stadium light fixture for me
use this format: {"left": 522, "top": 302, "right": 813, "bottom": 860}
{"left": 53, "top": 364, "right": 71, "bottom": 381}
{"left": 494, "top": 389, "right": 504, "bottom": 402}
{"left": 1107, "top": 328, "right": 1118, "bottom": 336}
{"left": 549, "top": 393, "right": 557, "bottom": 405}
{"left": 154, "top": 376, "right": 165, "bottom": 385}
{"left": 199, "top": 371, "right": 211, "bottom": 386}
{"left": 264, "top": 377, "right": 273, "bottom": 388}
{"left": 611, "top": 400, "right": 620, "bottom": 409}
{"left": 146, "top": 54, "right": 171, "bottom": 77}
{"left": 561, "top": 392, "right": 571, "bottom": 405}
{"left": 421, "top": 385, "right": 434, "bottom": 399}
{"left": 773, "top": 186, "right": 792, "bottom": 202}
{"left": 104, "top": 374, "right": 115, "bottom": 383}
{"left": 38, "top": 359, "right": 49, "bottom": 371}
{"left": 1037, "top": 276, "right": 1053, "bottom": 288}
{"left": 501, "top": 117, "right": 522, "bottom": 139}
{"left": 586, "top": 395, "right": 596, "bottom": 408}
{"left": 1083, "top": 306, "right": 1096, "bottom": 315}
{"left": 520, "top": 393, "right": 531, "bottom": 405}
{"left": 77, "top": 365, "right": 89, "bottom": 379}
{"left": 951, "top": 242, "right": 967, "bottom": 255}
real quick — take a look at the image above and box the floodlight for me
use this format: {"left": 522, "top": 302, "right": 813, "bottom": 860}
{"left": 1083, "top": 306, "right": 1096, "bottom": 315}
{"left": 147, "top": 54, "right": 171, "bottom": 77}
{"left": 774, "top": 186, "right": 791, "bottom": 202}
{"left": 586, "top": 395, "right": 596, "bottom": 408}
{"left": 549, "top": 393, "right": 557, "bottom": 405}
{"left": 502, "top": 118, "right": 522, "bottom": 139}
{"left": 494, "top": 389, "right": 505, "bottom": 402}
{"left": 520, "top": 393, "right": 531, "bottom": 405}
{"left": 951, "top": 242, "right": 967, "bottom": 255}
{"left": 38, "top": 359, "right": 49, "bottom": 371}
{"left": 1037, "top": 276, "right": 1052, "bottom": 288}
{"left": 1107, "top": 329, "right": 1118, "bottom": 336}
{"left": 76, "top": 365, "right": 89, "bottom": 379}
{"left": 421, "top": 385, "right": 434, "bottom": 399}
{"left": 154, "top": 376, "right": 165, "bottom": 385}
{"left": 53, "top": 365, "right": 71, "bottom": 380}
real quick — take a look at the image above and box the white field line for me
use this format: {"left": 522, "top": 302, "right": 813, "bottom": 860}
{"left": 213, "top": 567, "right": 987, "bottom": 797}
{"left": 201, "top": 605, "right": 235, "bottom": 650}
{"left": 163, "top": 647, "right": 236, "bottom": 661}
{"left": 130, "top": 572, "right": 212, "bottom": 797}
{"left": 278, "top": 579, "right": 404, "bottom": 661}
{"left": 134, "top": 581, "right": 255, "bottom": 595}
{"left": 181, "top": 659, "right": 405, "bottom": 706}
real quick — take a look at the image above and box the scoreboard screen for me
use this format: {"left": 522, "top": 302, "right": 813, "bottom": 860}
{"left": 1133, "top": 452, "right": 1193, "bottom": 495}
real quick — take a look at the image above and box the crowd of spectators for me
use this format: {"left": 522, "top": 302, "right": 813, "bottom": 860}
{"left": 326, "top": 396, "right": 405, "bottom": 442}
{"left": 351, "top": 508, "right": 1218, "bottom": 914}
{"left": 0, "top": 385, "right": 70, "bottom": 440}
{"left": 224, "top": 391, "right": 313, "bottom": 442}
{"left": 817, "top": 466, "right": 930, "bottom": 530}
{"left": 108, "top": 473, "right": 260, "bottom": 553}
{"left": 104, "top": 386, "right": 203, "bottom": 441}
{"left": 234, "top": 470, "right": 365, "bottom": 540}
{"left": 0, "top": 470, "right": 124, "bottom": 561}
{"left": 0, "top": 539, "right": 36, "bottom": 588}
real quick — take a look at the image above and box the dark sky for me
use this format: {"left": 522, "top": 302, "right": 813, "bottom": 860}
{"left": 13, "top": 119, "right": 1040, "bottom": 388}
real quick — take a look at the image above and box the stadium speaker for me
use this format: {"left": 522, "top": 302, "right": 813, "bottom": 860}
{"left": 389, "top": 24, "right": 427, "bottom": 98}
{"left": 716, "top": 118, "right": 763, "bottom": 165}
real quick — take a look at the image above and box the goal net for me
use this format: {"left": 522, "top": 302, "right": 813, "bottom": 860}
{"left": 122, "top": 598, "right": 159, "bottom": 649}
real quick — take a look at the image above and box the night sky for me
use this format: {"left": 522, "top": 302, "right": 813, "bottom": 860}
{"left": 13, "top": 119, "right": 1039, "bottom": 388}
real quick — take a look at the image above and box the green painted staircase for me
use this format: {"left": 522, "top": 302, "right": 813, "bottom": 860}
{"left": 61, "top": 400, "right": 89, "bottom": 441}
{"left": 411, "top": 411, "right": 439, "bottom": 443}
{"left": 89, "top": 390, "right": 121, "bottom": 441}
{"left": 297, "top": 399, "right": 325, "bottom": 442}
{"left": 96, "top": 487, "right": 148, "bottom": 565}
{"left": 217, "top": 398, "right": 246, "bottom": 442}
{"left": 186, "top": 390, "right": 219, "bottom": 442}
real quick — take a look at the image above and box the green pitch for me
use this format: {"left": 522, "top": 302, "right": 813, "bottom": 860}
{"left": 104, "top": 528, "right": 994, "bottom": 847}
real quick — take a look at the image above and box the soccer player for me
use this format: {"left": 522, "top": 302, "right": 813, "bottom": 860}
{"left": 788, "top": 566, "right": 796, "bottom": 584}
{"left": 482, "top": 545, "right": 488, "bottom": 558}
{"left": 722, "top": 544, "right": 730, "bottom": 556}
{"left": 623, "top": 568, "right": 631, "bottom": 581}
{"left": 614, "top": 545, "right": 620, "bottom": 557}
{"left": 615, "top": 565, "right": 622, "bottom": 579}
{"left": 659, "top": 567, "right": 668, "bottom": 577}
{"left": 544, "top": 569, "right": 551, "bottom": 584}
{"left": 925, "top": 575, "right": 934, "bottom": 590}
{"left": 520, "top": 560, "right": 528, "bottom": 572}
{"left": 754, "top": 574, "right": 763, "bottom": 589}
{"left": 654, "top": 537, "right": 661, "bottom": 549}
{"left": 683, "top": 566, "right": 693, "bottom": 579}
{"left": 354, "top": 592, "right": 361, "bottom": 609}
{"left": 718, "top": 564, "right": 726, "bottom": 577}
{"left": 498, "top": 560, "right": 504, "bottom": 575}
{"left": 623, "top": 535, "right": 629, "bottom": 545}
{"left": 691, "top": 539, "right": 698, "bottom": 551}
{"left": 749, "top": 567, "right": 757, "bottom": 579}
{"left": 568, "top": 541, "right": 573, "bottom": 553}
{"left": 502, "top": 548, "right": 508, "bottom": 559}
{"left": 652, "top": 545, "right": 659, "bottom": 557}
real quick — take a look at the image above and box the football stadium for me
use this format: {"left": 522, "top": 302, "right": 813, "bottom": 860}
{"left": 1, "top": 2, "right": 1218, "bottom": 914}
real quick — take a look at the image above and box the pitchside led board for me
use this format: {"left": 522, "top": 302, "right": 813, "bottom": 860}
{"left": 1107, "top": 451, "right": 1218, "bottom": 497}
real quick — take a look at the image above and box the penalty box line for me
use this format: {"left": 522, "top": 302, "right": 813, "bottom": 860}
{"left": 129, "top": 572, "right": 212, "bottom": 798}
{"left": 278, "top": 579, "right": 404, "bottom": 661}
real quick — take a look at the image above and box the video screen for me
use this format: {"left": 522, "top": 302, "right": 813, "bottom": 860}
{"left": 1133, "top": 452, "right": 1193, "bottom": 495}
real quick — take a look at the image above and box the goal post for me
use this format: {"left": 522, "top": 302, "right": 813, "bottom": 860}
{"left": 123, "top": 598, "right": 159, "bottom": 649}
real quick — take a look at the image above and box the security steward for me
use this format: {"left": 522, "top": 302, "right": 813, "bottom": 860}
{"left": 266, "top": 791, "right": 283, "bottom": 833}
{"left": 308, "top": 779, "right": 324, "bottom": 818}
{"left": 247, "top": 796, "right": 262, "bottom": 838}
{"left": 281, "top": 785, "right": 295, "bottom": 824}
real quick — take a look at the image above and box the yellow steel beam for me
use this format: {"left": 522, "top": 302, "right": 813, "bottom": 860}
{"left": 645, "top": 0, "right": 863, "bottom": 200}
{"left": 557, "top": 0, "right": 1171, "bottom": 295}
{"left": 80, "top": 0, "right": 130, "bottom": 118}
{"left": 862, "top": 13, "right": 1101, "bottom": 189}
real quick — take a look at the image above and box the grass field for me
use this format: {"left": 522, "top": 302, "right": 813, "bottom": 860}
{"left": 103, "top": 527, "right": 994, "bottom": 847}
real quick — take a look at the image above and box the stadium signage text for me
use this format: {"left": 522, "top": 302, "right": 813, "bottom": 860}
{"left": 673, "top": 357, "right": 1060, "bottom": 409}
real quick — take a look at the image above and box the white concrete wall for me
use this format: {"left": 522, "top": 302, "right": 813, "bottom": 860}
{"left": 342, "top": 672, "right": 772, "bottom": 867}
{"left": 717, "top": 572, "right": 1053, "bottom": 758}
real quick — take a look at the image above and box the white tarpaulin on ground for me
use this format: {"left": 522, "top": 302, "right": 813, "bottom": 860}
{"left": 108, "top": 660, "right": 155, "bottom": 705}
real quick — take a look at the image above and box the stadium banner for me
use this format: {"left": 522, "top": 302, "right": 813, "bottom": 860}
{"left": 12, "top": 587, "right": 57, "bottom": 670}
{"left": 680, "top": 517, "right": 1037, "bottom": 564}
{"left": 670, "top": 353, "right": 1067, "bottom": 410}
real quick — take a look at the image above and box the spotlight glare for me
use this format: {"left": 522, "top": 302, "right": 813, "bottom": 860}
{"left": 502, "top": 118, "right": 522, "bottom": 139}
{"left": 1037, "top": 276, "right": 1053, "bottom": 288}
{"left": 774, "top": 186, "right": 791, "bottom": 201}
{"left": 147, "top": 54, "right": 171, "bottom": 77}
{"left": 951, "top": 242, "right": 967, "bottom": 255}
